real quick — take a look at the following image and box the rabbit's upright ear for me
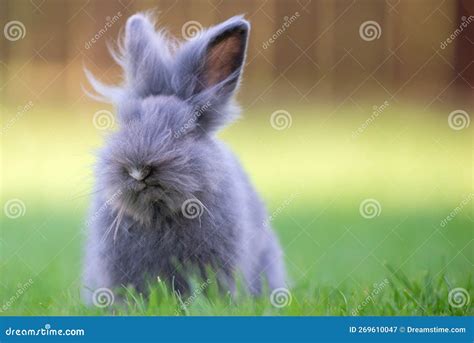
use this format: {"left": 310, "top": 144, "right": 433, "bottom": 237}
{"left": 124, "top": 14, "right": 172, "bottom": 96}
{"left": 175, "top": 16, "right": 250, "bottom": 103}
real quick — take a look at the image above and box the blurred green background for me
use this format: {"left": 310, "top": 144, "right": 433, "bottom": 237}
{"left": 0, "top": 0, "right": 473, "bottom": 315}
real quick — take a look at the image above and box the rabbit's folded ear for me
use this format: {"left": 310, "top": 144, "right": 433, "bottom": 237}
{"left": 175, "top": 16, "right": 250, "bottom": 103}
{"left": 124, "top": 13, "right": 172, "bottom": 96}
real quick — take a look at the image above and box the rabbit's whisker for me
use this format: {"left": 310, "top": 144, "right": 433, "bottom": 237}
{"left": 102, "top": 209, "right": 121, "bottom": 243}
{"left": 113, "top": 205, "right": 126, "bottom": 242}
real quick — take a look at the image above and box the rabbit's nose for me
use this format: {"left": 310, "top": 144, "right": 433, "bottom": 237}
{"left": 129, "top": 166, "right": 151, "bottom": 181}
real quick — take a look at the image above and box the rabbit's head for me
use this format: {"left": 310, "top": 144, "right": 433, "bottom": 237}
{"left": 89, "top": 14, "right": 250, "bottom": 225}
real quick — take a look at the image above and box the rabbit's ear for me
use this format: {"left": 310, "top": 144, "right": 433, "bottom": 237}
{"left": 175, "top": 16, "right": 250, "bottom": 102}
{"left": 124, "top": 14, "right": 172, "bottom": 96}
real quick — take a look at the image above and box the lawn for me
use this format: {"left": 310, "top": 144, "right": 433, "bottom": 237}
{"left": 0, "top": 103, "right": 472, "bottom": 315}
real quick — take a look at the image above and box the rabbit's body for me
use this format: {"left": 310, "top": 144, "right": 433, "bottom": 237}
{"left": 83, "top": 14, "right": 285, "bottom": 302}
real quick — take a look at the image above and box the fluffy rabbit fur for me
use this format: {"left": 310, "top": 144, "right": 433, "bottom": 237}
{"left": 83, "top": 13, "right": 286, "bottom": 302}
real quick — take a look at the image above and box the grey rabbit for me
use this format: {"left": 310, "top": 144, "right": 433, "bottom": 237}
{"left": 83, "top": 13, "right": 286, "bottom": 303}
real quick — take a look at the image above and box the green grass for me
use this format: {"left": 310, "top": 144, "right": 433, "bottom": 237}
{"left": 1, "top": 103, "right": 472, "bottom": 315}
{"left": 0, "top": 204, "right": 472, "bottom": 316}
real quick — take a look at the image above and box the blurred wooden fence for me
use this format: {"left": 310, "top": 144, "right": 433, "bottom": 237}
{"left": 0, "top": 0, "right": 472, "bottom": 107}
